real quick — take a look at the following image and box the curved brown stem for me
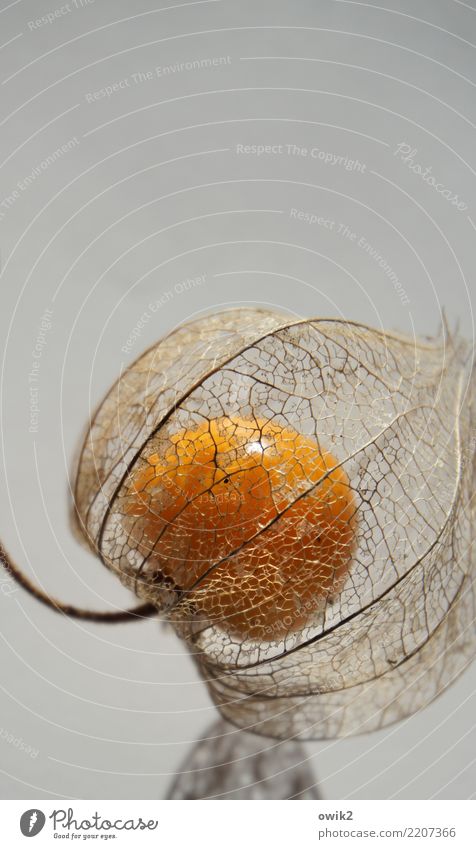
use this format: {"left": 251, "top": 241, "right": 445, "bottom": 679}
{"left": 0, "top": 541, "right": 156, "bottom": 623}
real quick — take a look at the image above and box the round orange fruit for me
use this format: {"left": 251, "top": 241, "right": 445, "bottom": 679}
{"left": 125, "top": 416, "right": 357, "bottom": 641}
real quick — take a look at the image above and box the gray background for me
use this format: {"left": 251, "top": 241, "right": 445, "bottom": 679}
{"left": 0, "top": 0, "right": 474, "bottom": 799}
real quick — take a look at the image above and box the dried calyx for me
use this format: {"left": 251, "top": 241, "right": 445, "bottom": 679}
{"left": 2, "top": 308, "right": 475, "bottom": 739}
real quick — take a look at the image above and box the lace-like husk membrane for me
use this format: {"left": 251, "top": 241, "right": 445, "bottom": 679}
{"left": 73, "top": 309, "right": 475, "bottom": 740}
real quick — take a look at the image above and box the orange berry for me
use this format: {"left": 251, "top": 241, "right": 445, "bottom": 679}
{"left": 125, "top": 416, "right": 357, "bottom": 641}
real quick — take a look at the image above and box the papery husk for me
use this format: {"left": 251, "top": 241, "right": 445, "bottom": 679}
{"left": 74, "top": 309, "right": 476, "bottom": 739}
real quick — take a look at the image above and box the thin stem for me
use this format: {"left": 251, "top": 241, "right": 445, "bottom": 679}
{"left": 0, "top": 540, "right": 156, "bottom": 623}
